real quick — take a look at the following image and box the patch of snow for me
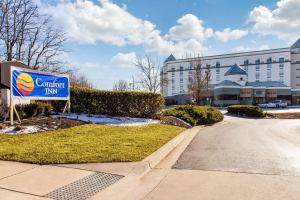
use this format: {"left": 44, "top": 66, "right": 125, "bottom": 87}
{"left": 0, "top": 125, "right": 41, "bottom": 135}
{"left": 52, "top": 113, "right": 159, "bottom": 126}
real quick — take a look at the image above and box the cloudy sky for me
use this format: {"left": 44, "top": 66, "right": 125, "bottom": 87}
{"left": 39, "top": 0, "right": 300, "bottom": 89}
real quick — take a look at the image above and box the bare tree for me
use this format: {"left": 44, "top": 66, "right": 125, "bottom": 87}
{"left": 0, "top": 0, "right": 67, "bottom": 72}
{"left": 69, "top": 71, "right": 93, "bottom": 88}
{"left": 113, "top": 80, "right": 129, "bottom": 91}
{"left": 188, "top": 57, "right": 211, "bottom": 105}
{"left": 135, "top": 55, "right": 164, "bottom": 93}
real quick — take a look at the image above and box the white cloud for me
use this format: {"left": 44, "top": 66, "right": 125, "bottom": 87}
{"left": 233, "top": 44, "right": 270, "bottom": 52}
{"left": 42, "top": 0, "right": 157, "bottom": 46}
{"left": 215, "top": 28, "right": 248, "bottom": 42}
{"left": 168, "top": 14, "right": 214, "bottom": 42}
{"left": 40, "top": 0, "right": 250, "bottom": 57}
{"left": 111, "top": 52, "right": 137, "bottom": 68}
{"left": 249, "top": 0, "right": 300, "bottom": 43}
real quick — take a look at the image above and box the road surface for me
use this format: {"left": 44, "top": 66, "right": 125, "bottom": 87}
{"left": 144, "top": 115, "right": 300, "bottom": 200}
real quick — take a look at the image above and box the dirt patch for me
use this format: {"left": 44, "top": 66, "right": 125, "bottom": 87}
{"left": 160, "top": 116, "right": 192, "bottom": 128}
{"left": 267, "top": 112, "right": 300, "bottom": 119}
{"left": 0, "top": 116, "right": 86, "bottom": 132}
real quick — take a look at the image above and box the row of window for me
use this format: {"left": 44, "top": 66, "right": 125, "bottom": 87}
{"left": 244, "top": 57, "right": 284, "bottom": 66}
{"left": 169, "top": 57, "right": 285, "bottom": 72}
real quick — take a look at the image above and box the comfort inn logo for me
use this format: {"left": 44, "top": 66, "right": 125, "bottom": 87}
{"left": 16, "top": 73, "right": 35, "bottom": 95}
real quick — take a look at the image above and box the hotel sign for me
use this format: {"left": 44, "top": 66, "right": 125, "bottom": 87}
{"left": 11, "top": 66, "right": 69, "bottom": 100}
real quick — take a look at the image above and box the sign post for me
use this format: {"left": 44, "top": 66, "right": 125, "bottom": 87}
{"left": 9, "top": 66, "right": 70, "bottom": 125}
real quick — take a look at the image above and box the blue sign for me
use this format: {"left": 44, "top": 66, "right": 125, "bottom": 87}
{"left": 11, "top": 67, "right": 69, "bottom": 100}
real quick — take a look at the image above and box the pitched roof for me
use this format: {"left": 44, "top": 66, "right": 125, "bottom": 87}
{"left": 246, "top": 81, "right": 288, "bottom": 87}
{"left": 164, "top": 54, "right": 176, "bottom": 63}
{"left": 291, "top": 39, "right": 300, "bottom": 49}
{"left": 224, "top": 64, "right": 247, "bottom": 76}
{"left": 216, "top": 80, "right": 241, "bottom": 87}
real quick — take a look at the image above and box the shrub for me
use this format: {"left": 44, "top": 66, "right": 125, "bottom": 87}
{"left": 227, "top": 105, "right": 265, "bottom": 117}
{"left": 52, "top": 87, "right": 165, "bottom": 118}
{"left": 16, "top": 102, "right": 52, "bottom": 118}
{"left": 164, "top": 105, "right": 223, "bottom": 126}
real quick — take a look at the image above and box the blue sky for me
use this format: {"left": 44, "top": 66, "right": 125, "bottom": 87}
{"left": 41, "top": 0, "right": 300, "bottom": 89}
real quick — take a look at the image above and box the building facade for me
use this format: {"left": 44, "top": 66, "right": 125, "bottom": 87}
{"left": 161, "top": 39, "right": 300, "bottom": 105}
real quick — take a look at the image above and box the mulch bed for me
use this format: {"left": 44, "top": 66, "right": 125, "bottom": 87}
{"left": 160, "top": 116, "right": 192, "bottom": 128}
{"left": 0, "top": 116, "right": 86, "bottom": 131}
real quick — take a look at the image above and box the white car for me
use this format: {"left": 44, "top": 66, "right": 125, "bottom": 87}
{"left": 258, "top": 102, "right": 276, "bottom": 108}
{"left": 272, "top": 100, "right": 288, "bottom": 108}
{"left": 258, "top": 102, "right": 268, "bottom": 108}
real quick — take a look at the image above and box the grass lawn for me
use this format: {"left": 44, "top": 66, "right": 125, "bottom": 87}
{"left": 0, "top": 124, "right": 185, "bottom": 164}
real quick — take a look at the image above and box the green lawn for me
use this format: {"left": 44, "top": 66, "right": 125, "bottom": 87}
{"left": 0, "top": 124, "right": 185, "bottom": 164}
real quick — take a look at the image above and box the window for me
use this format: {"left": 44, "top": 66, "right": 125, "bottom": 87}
{"left": 216, "top": 62, "right": 220, "bottom": 81}
{"left": 180, "top": 85, "right": 184, "bottom": 93}
{"left": 255, "top": 73, "right": 260, "bottom": 82}
{"left": 171, "top": 67, "right": 175, "bottom": 77}
{"left": 279, "top": 64, "right": 284, "bottom": 70}
{"left": 255, "top": 59, "right": 260, "bottom": 82}
{"left": 179, "top": 66, "right": 184, "bottom": 93}
{"left": 279, "top": 57, "right": 284, "bottom": 63}
{"left": 171, "top": 67, "right": 175, "bottom": 94}
{"left": 279, "top": 60, "right": 284, "bottom": 83}
{"left": 244, "top": 59, "right": 249, "bottom": 73}
{"left": 255, "top": 65, "right": 259, "bottom": 71}
{"left": 267, "top": 58, "right": 272, "bottom": 81}
{"left": 179, "top": 66, "right": 184, "bottom": 76}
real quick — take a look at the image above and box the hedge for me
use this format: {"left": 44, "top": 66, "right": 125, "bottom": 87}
{"left": 16, "top": 102, "right": 52, "bottom": 118}
{"left": 53, "top": 87, "right": 165, "bottom": 118}
{"left": 227, "top": 105, "right": 265, "bottom": 117}
{"left": 164, "top": 105, "right": 223, "bottom": 126}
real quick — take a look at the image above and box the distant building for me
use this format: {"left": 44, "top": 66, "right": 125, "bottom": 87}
{"left": 161, "top": 39, "right": 300, "bottom": 105}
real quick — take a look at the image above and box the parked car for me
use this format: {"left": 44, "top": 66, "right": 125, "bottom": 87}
{"left": 258, "top": 102, "right": 276, "bottom": 108}
{"left": 258, "top": 102, "right": 267, "bottom": 108}
{"left": 272, "top": 100, "right": 288, "bottom": 108}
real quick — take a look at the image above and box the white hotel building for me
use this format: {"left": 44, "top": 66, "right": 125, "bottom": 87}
{"left": 161, "top": 39, "right": 300, "bottom": 105}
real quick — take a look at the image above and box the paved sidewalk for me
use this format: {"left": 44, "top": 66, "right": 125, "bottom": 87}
{"left": 0, "top": 160, "right": 131, "bottom": 200}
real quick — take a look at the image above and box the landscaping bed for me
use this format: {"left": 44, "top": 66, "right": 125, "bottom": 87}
{"left": 0, "top": 124, "right": 185, "bottom": 164}
{"left": 266, "top": 112, "right": 300, "bottom": 119}
{"left": 0, "top": 116, "right": 85, "bottom": 134}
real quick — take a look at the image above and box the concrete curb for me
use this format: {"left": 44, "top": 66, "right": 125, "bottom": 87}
{"left": 90, "top": 127, "right": 201, "bottom": 200}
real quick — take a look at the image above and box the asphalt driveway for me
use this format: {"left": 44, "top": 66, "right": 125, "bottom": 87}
{"left": 173, "top": 115, "right": 300, "bottom": 176}
{"left": 144, "top": 116, "right": 300, "bottom": 200}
